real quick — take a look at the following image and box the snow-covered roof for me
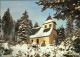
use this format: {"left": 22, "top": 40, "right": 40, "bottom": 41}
{"left": 44, "top": 20, "right": 53, "bottom": 24}
{"left": 32, "top": 27, "right": 41, "bottom": 29}
{"left": 30, "top": 27, "right": 41, "bottom": 35}
{"left": 30, "top": 27, "right": 53, "bottom": 38}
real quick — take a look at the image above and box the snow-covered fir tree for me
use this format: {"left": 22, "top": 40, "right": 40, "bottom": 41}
{"left": 57, "top": 25, "right": 65, "bottom": 45}
{"left": 18, "top": 10, "right": 32, "bottom": 43}
{"left": 65, "top": 19, "right": 74, "bottom": 37}
{"left": 74, "top": 24, "right": 80, "bottom": 37}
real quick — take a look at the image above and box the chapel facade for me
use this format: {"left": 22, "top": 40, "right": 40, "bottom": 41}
{"left": 30, "top": 15, "right": 57, "bottom": 45}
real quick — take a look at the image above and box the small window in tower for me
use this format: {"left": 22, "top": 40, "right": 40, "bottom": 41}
{"left": 49, "top": 24, "right": 52, "bottom": 28}
{"left": 45, "top": 25, "right": 47, "bottom": 28}
{"left": 37, "top": 39, "right": 39, "bottom": 44}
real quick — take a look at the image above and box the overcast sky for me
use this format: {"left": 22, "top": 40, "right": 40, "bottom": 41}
{"left": 1, "top": 0, "right": 67, "bottom": 29}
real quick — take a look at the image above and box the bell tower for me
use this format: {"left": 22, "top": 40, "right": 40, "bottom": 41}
{"left": 43, "top": 14, "right": 56, "bottom": 29}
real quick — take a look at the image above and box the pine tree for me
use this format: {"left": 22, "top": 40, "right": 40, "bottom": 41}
{"left": 2, "top": 8, "right": 14, "bottom": 36}
{"left": 57, "top": 25, "right": 65, "bottom": 45}
{"left": 73, "top": 36, "right": 80, "bottom": 53}
{"left": 74, "top": 25, "right": 80, "bottom": 37}
{"left": 0, "top": 16, "right": 1, "bottom": 26}
{"left": 0, "top": 16, "right": 1, "bottom": 30}
{"left": 15, "top": 20, "right": 20, "bottom": 41}
{"left": 75, "top": 19, "right": 80, "bottom": 28}
{"left": 11, "top": 20, "right": 16, "bottom": 41}
{"left": 36, "top": 0, "right": 80, "bottom": 20}
{"left": 36, "top": 0, "right": 80, "bottom": 27}
{"left": 18, "top": 10, "right": 32, "bottom": 43}
{"left": 34, "top": 22, "right": 39, "bottom": 28}
{"left": 65, "top": 19, "right": 74, "bottom": 37}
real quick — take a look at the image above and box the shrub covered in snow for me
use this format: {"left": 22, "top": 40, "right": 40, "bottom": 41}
{"left": 0, "top": 42, "right": 13, "bottom": 55}
{"left": 0, "top": 36, "right": 80, "bottom": 57}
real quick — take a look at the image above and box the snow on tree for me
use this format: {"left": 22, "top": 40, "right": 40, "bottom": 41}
{"left": 36, "top": 0, "right": 80, "bottom": 20}
{"left": 36, "top": 0, "right": 80, "bottom": 29}
{"left": 2, "top": 8, "right": 14, "bottom": 41}
{"left": 0, "top": 42, "right": 13, "bottom": 55}
{"left": 18, "top": 10, "right": 32, "bottom": 43}
{"left": 74, "top": 24, "right": 80, "bottom": 37}
{"left": 73, "top": 36, "right": 80, "bottom": 53}
{"left": 65, "top": 19, "right": 74, "bottom": 38}
{"left": 57, "top": 25, "right": 65, "bottom": 45}
{"left": 1, "top": 36, "right": 78, "bottom": 57}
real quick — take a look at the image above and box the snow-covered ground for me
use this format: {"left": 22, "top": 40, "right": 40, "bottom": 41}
{"left": 0, "top": 36, "right": 80, "bottom": 57}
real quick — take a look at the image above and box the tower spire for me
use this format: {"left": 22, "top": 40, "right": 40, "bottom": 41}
{"left": 23, "top": 10, "right": 27, "bottom": 15}
{"left": 46, "top": 13, "right": 52, "bottom": 21}
{"left": 7, "top": 8, "right": 10, "bottom": 12}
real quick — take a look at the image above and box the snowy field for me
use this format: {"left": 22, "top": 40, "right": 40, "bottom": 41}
{"left": 0, "top": 36, "right": 80, "bottom": 57}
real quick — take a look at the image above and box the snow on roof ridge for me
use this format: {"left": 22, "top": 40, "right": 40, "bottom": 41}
{"left": 32, "top": 27, "right": 41, "bottom": 29}
{"left": 30, "top": 27, "right": 53, "bottom": 38}
{"left": 44, "top": 20, "right": 53, "bottom": 24}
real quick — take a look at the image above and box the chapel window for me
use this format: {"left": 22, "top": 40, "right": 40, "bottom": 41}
{"left": 45, "top": 25, "right": 47, "bottom": 28}
{"left": 37, "top": 39, "right": 39, "bottom": 44}
{"left": 49, "top": 24, "right": 52, "bottom": 28}
{"left": 32, "top": 40, "right": 33, "bottom": 42}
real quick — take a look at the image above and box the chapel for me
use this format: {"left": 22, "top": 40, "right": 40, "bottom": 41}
{"left": 30, "top": 15, "right": 57, "bottom": 45}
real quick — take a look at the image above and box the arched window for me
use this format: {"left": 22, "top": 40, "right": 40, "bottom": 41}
{"left": 37, "top": 39, "right": 39, "bottom": 44}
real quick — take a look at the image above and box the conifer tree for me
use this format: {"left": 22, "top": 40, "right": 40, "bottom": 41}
{"left": 73, "top": 36, "right": 80, "bottom": 53}
{"left": 2, "top": 8, "right": 13, "bottom": 35}
{"left": 36, "top": 0, "right": 80, "bottom": 27}
{"left": 34, "top": 22, "right": 39, "bottom": 28}
{"left": 57, "top": 25, "right": 65, "bottom": 45}
{"left": 65, "top": 19, "right": 74, "bottom": 37}
{"left": 0, "top": 16, "right": 2, "bottom": 40}
{"left": 0, "top": 16, "right": 1, "bottom": 29}
{"left": 36, "top": 0, "right": 80, "bottom": 20}
{"left": 18, "top": 10, "right": 32, "bottom": 43}
{"left": 75, "top": 19, "right": 80, "bottom": 28}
